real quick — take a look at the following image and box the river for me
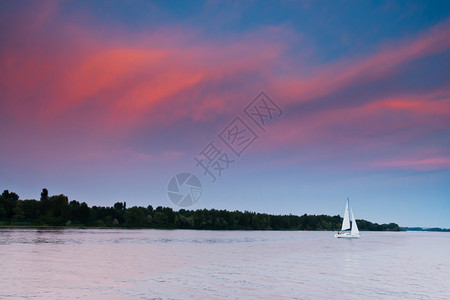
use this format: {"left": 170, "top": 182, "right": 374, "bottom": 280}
{"left": 0, "top": 229, "right": 448, "bottom": 299}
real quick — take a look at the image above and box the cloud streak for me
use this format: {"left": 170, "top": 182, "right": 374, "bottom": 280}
{"left": 0, "top": 2, "right": 449, "bottom": 174}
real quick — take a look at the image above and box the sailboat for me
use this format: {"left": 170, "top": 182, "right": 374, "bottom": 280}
{"left": 335, "top": 198, "right": 360, "bottom": 238}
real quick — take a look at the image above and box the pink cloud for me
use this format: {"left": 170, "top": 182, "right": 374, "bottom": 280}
{"left": 262, "top": 91, "right": 449, "bottom": 146}
{"left": 1, "top": 3, "right": 449, "bottom": 175}
{"left": 1, "top": 27, "right": 285, "bottom": 135}
{"left": 248, "top": 89, "right": 450, "bottom": 173}
{"left": 368, "top": 156, "right": 450, "bottom": 171}
{"left": 0, "top": 7, "right": 289, "bottom": 167}
{"left": 273, "top": 19, "right": 450, "bottom": 106}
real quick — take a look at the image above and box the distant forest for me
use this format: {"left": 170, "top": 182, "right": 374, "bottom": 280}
{"left": 0, "top": 189, "right": 401, "bottom": 231}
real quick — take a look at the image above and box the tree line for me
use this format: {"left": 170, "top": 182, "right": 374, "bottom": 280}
{"left": 0, "top": 189, "right": 401, "bottom": 231}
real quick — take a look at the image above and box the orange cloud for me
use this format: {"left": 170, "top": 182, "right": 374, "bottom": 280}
{"left": 1, "top": 23, "right": 285, "bottom": 136}
{"left": 369, "top": 95, "right": 450, "bottom": 115}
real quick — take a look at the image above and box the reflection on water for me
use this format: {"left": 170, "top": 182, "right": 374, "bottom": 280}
{"left": 0, "top": 229, "right": 448, "bottom": 299}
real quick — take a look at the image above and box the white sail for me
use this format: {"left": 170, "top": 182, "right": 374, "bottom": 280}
{"left": 341, "top": 198, "right": 351, "bottom": 231}
{"left": 350, "top": 207, "right": 359, "bottom": 236}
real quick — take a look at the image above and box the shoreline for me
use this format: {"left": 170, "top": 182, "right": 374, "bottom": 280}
{"left": 1, "top": 225, "right": 448, "bottom": 232}
{"left": 0, "top": 225, "right": 407, "bottom": 231}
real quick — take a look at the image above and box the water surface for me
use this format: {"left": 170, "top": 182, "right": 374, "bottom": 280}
{"left": 0, "top": 229, "right": 448, "bottom": 299}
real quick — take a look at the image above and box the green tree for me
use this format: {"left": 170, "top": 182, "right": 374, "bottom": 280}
{"left": 114, "top": 202, "right": 125, "bottom": 210}
{"left": 39, "top": 194, "right": 70, "bottom": 225}
{"left": 40, "top": 188, "right": 49, "bottom": 202}
{"left": 124, "top": 206, "right": 147, "bottom": 227}
{"left": 153, "top": 212, "right": 168, "bottom": 227}
{"left": 22, "top": 199, "right": 41, "bottom": 221}
{"left": 12, "top": 201, "right": 26, "bottom": 222}
{"left": 0, "top": 190, "right": 19, "bottom": 220}
{"left": 79, "top": 202, "right": 90, "bottom": 224}
{"left": 0, "top": 206, "right": 6, "bottom": 221}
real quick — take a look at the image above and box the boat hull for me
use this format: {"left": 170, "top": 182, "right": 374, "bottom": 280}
{"left": 335, "top": 233, "right": 360, "bottom": 238}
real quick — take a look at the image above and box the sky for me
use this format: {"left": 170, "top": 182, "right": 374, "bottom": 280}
{"left": 1, "top": 0, "right": 449, "bottom": 228}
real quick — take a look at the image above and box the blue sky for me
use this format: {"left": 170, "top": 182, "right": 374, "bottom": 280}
{"left": 0, "top": 0, "right": 449, "bottom": 227}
